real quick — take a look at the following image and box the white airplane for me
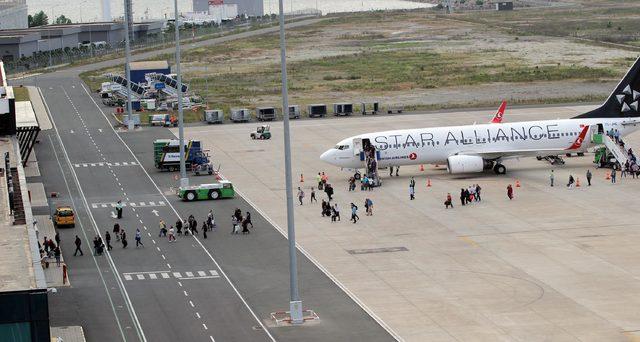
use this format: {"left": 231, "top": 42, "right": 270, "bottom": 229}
{"left": 320, "top": 57, "right": 640, "bottom": 175}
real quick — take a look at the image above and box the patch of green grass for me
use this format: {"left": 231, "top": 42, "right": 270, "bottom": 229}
{"left": 13, "top": 87, "right": 30, "bottom": 102}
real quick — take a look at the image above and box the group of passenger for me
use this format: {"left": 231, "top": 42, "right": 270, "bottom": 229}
{"left": 40, "top": 234, "right": 62, "bottom": 267}
{"left": 231, "top": 208, "right": 253, "bottom": 234}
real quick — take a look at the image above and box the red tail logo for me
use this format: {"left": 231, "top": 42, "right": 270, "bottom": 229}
{"left": 566, "top": 125, "right": 589, "bottom": 150}
{"left": 491, "top": 101, "right": 507, "bottom": 123}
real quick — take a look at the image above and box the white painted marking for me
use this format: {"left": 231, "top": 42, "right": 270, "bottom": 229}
{"left": 161, "top": 255, "right": 166, "bottom": 260}
{"left": 91, "top": 204, "right": 98, "bottom": 209}
{"left": 123, "top": 162, "right": 129, "bottom": 166}
{"left": 149, "top": 201, "right": 156, "bottom": 206}
{"left": 173, "top": 272, "right": 181, "bottom": 278}
{"left": 166, "top": 263, "right": 172, "bottom": 269}
{"left": 136, "top": 274, "right": 144, "bottom": 280}
{"left": 130, "top": 202, "right": 137, "bottom": 207}
{"left": 74, "top": 164, "right": 80, "bottom": 168}
{"left": 147, "top": 233, "right": 151, "bottom": 237}
{"left": 209, "top": 270, "right": 219, "bottom": 276}
{"left": 161, "top": 273, "right": 169, "bottom": 279}
{"left": 209, "top": 336, "right": 215, "bottom": 342}
{"left": 98, "top": 128, "right": 103, "bottom": 133}
{"left": 189, "top": 301, "right": 195, "bottom": 308}
{"left": 156, "top": 247, "right": 160, "bottom": 251}
{"left": 185, "top": 272, "right": 194, "bottom": 277}
{"left": 177, "top": 281, "right": 182, "bottom": 287}
{"left": 196, "top": 312, "right": 201, "bottom": 319}
{"left": 202, "top": 324, "right": 207, "bottom": 330}
{"left": 101, "top": 204, "right": 107, "bottom": 208}
{"left": 139, "top": 202, "right": 145, "bottom": 206}
{"left": 159, "top": 201, "right": 165, "bottom": 206}
{"left": 82, "top": 163, "right": 88, "bottom": 167}
{"left": 198, "top": 271, "right": 206, "bottom": 277}
{"left": 149, "top": 273, "right": 157, "bottom": 280}
{"left": 139, "top": 219, "right": 143, "bottom": 224}
{"left": 124, "top": 274, "right": 132, "bottom": 281}
{"left": 111, "top": 203, "right": 117, "bottom": 207}
{"left": 114, "top": 162, "right": 120, "bottom": 166}
{"left": 70, "top": 129, "right": 74, "bottom": 134}
{"left": 152, "top": 240, "right": 156, "bottom": 244}
{"left": 151, "top": 209, "right": 159, "bottom": 216}
{"left": 183, "top": 291, "right": 188, "bottom": 297}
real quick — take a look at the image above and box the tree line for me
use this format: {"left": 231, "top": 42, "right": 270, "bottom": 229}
{"left": 28, "top": 10, "right": 72, "bottom": 27}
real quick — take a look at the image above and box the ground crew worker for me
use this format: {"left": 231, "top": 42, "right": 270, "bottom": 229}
{"left": 115, "top": 200, "right": 123, "bottom": 219}
{"left": 445, "top": 193, "right": 453, "bottom": 208}
{"left": 550, "top": 170, "right": 554, "bottom": 187}
{"left": 310, "top": 187, "right": 317, "bottom": 203}
{"left": 135, "top": 228, "right": 143, "bottom": 248}
{"left": 105, "top": 231, "right": 113, "bottom": 251}
{"left": 586, "top": 169, "right": 592, "bottom": 186}
{"left": 611, "top": 167, "right": 617, "bottom": 184}
{"left": 297, "top": 187, "right": 305, "bottom": 205}
{"left": 507, "top": 184, "right": 514, "bottom": 200}
{"left": 350, "top": 203, "right": 359, "bottom": 223}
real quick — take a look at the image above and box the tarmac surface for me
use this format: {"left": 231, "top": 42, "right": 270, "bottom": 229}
{"left": 178, "top": 106, "right": 640, "bottom": 341}
{"left": 28, "top": 73, "right": 395, "bottom": 341}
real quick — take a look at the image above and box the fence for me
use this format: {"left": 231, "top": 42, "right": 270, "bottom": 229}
{"left": 5, "top": 14, "right": 278, "bottom": 74}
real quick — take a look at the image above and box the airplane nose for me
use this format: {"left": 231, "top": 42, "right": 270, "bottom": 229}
{"left": 320, "top": 150, "right": 333, "bottom": 163}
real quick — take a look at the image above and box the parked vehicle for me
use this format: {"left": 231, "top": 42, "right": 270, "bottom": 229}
{"left": 153, "top": 139, "right": 211, "bottom": 171}
{"left": 288, "top": 105, "right": 301, "bottom": 119}
{"left": 231, "top": 108, "right": 252, "bottom": 122}
{"left": 204, "top": 109, "right": 224, "bottom": 124}
{"left": 307, "top": 104, "right": 327, "bottom": 118}
{"left": 333, "top": 103, "right": 354, "bottom": 116}
{"left": 256, "top": 107, "right": 276, "bottom": 121}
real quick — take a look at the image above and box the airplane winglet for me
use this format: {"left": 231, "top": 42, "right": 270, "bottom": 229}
{"left": 565, "top": 125, "right": 589, "bottom": 150}
{"left": 491, "top": 101, "right": 507, "bottom": 123}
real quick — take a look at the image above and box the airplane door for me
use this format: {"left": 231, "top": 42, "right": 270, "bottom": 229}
{"left": 353, "top": 138, "right": 363, "bottom": 156}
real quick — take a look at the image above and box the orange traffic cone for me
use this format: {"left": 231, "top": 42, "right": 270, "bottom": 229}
{"left": 426, "top": 178, "right": 432, "bottom": 187}
{"left": 300, "top": 173, "right": 304, "bottom": 183}
{"left": 605, "top": 171, "right": 611, "bottom": 180}
{"left": 576, "top": 178, "right": 581, "bottom": 187}
{"left": 515, "top": 180, "right": 521, "bottom": 188}
{"left": 420, "top": 164, "right": 424, "bottom": 172}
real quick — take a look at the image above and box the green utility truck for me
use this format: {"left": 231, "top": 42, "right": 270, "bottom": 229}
{"left": 178, "top": 181, "right": 235, "bottom": 201}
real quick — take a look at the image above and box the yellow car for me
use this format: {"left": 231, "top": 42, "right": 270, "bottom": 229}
{"left": 53, "top": 206, "right": 75, "bottom": 228}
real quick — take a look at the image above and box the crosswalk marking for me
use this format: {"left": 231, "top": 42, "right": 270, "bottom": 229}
{"left": 91, "top": 201, "right": 167, "bottom": 209}
{"left": 74, "top": 161, "right": 138, "bottom": 168}
{"left": 123, "top": 270, "right": 220, "bottom": 281}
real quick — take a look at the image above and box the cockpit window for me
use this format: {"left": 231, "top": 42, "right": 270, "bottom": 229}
{"left": 335, "top": 145, "right": 350, "bottom": 150}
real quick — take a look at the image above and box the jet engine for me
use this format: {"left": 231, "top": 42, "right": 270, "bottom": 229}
{"left": 447, "top": 155, "right": 485, "bottom": 174}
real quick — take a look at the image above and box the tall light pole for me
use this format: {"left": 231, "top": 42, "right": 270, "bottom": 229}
{"left": 278, "top": 0, "right": 304, "bottom": 324}
{"left": 175, "top": 0, "right": 188, "bottom": 187}
{"left": 124, "top": 0, "right": 134, "bottom": 130}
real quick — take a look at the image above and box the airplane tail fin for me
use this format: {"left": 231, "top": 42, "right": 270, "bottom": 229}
{"left": 491, "top": 100, "right": 507, "bottom": 123}
{"left": 574, "top": 56, "right": 640, "bottom": 119}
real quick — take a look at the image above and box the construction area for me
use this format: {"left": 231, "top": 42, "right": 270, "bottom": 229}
{"left": 176, "top": 104, "right": 640, "bottom": 341}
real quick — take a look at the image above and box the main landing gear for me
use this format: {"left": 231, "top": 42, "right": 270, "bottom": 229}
{"left": 493, "top": 163, "right": 506, "bottom": 175}
{"left": 537, "top": 155, "right": 565, "bottom": 165}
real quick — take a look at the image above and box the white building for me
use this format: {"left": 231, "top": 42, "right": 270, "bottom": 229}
{"left": 0, "top": 0, "right": 27, "bottom": 30}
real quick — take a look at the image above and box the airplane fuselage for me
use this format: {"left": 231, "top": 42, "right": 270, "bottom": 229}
{"left": 321, "top": 117, "right": 639, "bottom": 170}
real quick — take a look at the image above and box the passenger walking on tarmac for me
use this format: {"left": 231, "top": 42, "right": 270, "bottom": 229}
{"left": 361, "top": 175, "right": 368, "bottom": 191}
{"left": 310, "top": 187, "right": 317, "bottom": 203}
{"left": 333, "top": 203, "right": 340, "bottom": 221}
{"left": 175, "top": 220, "right": 183, "bottom": 236}
{"left": 395, "top": 166, "right": 400, "bottom": 177}
{"left": 321, "top": 200, "right": 328, "bottom": 217}
{"left": 368, "top": 177, "right": 374, "bottom": 190}
{"left": 135, "top": 228, "right": 143, "bottom": 248}
{"left": 54, "top": 246, "right": 61, "bottom": 266}
{"left": 93, "top": 236, "right": 100, "bottom": 255}
{"left": 365, "top": 198, "right": 373, "bottom": 216}
{"left": 55, "top": 232, "right": 61, "bottom": 246}
{"left": 409, "top": 185, "right": 415, "bottom": 200}
{"left": 190, "top": 218, "right": 198, "bottom": 236}
{"left": 105, "top": 231, "right": 113, "bottom": 251}
{"left": 475, "top": 184, "right": 482, "bottom": 202}
{"left": 460, "top": 189, "right": 466, "bottom": 206}
{"left": 202, "top": 222, "right": 208, "bottom": 239}
{"left": 611, "top": 167, "right": 617, "bottom": 184}
{"left": 121, "top": 230, "right": 128, "bottom": 248}
{"left": 325, "top": 184, "right": 334, "bottom": 201}
{"left": 113, "top": 223, "right": 121, "bottom": 241}
{"left": 116, "top": 200, "right": 123, "bottom": 219}
{"left": 586, "top": 169, "right": 592, "bottom": 186}
{"left": 158, "top": 219, "right": 167, "bottom": 237}
{"left": 507, "top": 184, "right": 514, "bottom": 200}
{"left": 231, "top": 215, "right": 240, "bottom": 234}
{"left": 316, "top": 172, "right": 322, "bottom": 190}
{"left": 409, "top": 177, "right": 416, "bottom": 190}
{"left": 445, "top": 193, "right": 453, "bottom": 208}
{"left": 242, "top": 216, "right": 251, "bottom": 234}
{"left": 297, "top": 187, "right": 305, "bottom": 205}
{"left": 168, "top": 227, "right": 176, "bottom": 242}
{"left": 73, "top": 235, "right": 83, "bottom": 256}
{"left": 567, "top": 175, "right": 575, "bottom": 188}
{"left": 350, "top": 203, "right": 359, "bottom": 223}
{"left": 550, "top": 170, "right": 554, "bottom": 187}
{"left": 321, "top": 172, "right": 328, "bottom": 186}
{"left": 245, "top": 212, "right": 253, "bottom": 229}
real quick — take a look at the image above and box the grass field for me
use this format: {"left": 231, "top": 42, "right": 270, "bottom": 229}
{"left": 80, "top": 2, "right": 639, "bottom": 122}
